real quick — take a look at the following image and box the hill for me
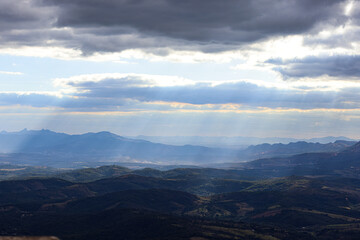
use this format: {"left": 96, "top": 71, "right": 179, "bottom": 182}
{"left": 0, "top": 174, "right": 360, "bottom": 239}
{"left": 238, "top": 140, "right": 356, "bottom": 160}
{"left": 236, "top": 141, "right": 360, "bottom": 178}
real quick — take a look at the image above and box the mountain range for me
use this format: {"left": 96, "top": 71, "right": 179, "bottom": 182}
{"left": 0, "top": 129, "right": 232, "bottom": 167}
{"left": 131, "top": 135, "right": 356, "bottom": 148}
{"left": 0, "top": 129, "right": 356, "bottom": 168}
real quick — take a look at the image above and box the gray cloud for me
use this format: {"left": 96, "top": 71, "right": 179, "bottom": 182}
{"left": 268, "top": 55, "right": 360, "bottom": 79}
{"left": 350, "top": 1, "right": 360, "bottom": 24}
{"left": 0, "top": 0, "right": 55, "bottom": 31}
{"left": 47, "top": 0, "right": 345, "bottom": 42}
{"left": 0, "top": 0, "right": 350, "bottom": 54}
{"left": 302, "top": 1, "right": 360, "bottom": 50}
{"left": 66, "top": 77, "right": 359, "bottom": 109}
{"left": 4, "top": 75, "right": 360, "bottom": 110}
{"left": 0, "top": 92, "right": 130, "bottom": 110}
{"left": 0, "top": 0, "right": 42, "bottom": 28}
{"left": 0, "top": 0, "right": 60, "bottom": 49}
{"left": 30, "top": 75, "right": 360, "bottom": 110}
{"left": 0, "top": 93, "right": 61, "bottom": 108}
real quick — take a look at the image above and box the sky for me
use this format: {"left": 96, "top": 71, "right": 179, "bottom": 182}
{"left": 0, "top": 0, "right": 360, "bottom": 138}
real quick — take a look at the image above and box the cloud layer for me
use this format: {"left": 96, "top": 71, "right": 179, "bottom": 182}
{"left": 1, "top": 0, "right": 359, "bottom": 82}
{"left": 268, "top": 55, "right": 360, "bottom": 80}
{"left": 0, "top": 0, "right": 352, "bottom": 55}
{"left": 2, "top": 74, "right": 360, "bottom": 111}
{"left": 49, "top": 0, "right": 345, "bottom": 42}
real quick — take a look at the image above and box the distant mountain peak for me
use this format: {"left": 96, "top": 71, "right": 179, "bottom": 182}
{"left": 96, "top": 131, "right": 113, "bottom": 135}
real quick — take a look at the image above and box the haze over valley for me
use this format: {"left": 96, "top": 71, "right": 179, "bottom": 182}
{"left": 0, "top": 129, "right": 356, "bottom": 168}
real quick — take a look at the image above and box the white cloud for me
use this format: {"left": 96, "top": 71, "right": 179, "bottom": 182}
{"left": 0, "top": 71, "right": 23, "bottom": 75}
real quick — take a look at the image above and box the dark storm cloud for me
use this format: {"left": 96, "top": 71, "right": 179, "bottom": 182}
{"left": 0, "top": 0, "right": 38, "bottom": 24}
{"left": 0, "top": 0, "right": 54, "bottom": 30}
{"left": 268, "top": 55, "right": 360, "bottom": 79}
{"left": 45, "top": 0, "right": 346, "bottom": 42}
{"left": 0, "top": 0, "right": 350, "bottom": 54}
{"left": 0, "top": 0, "right": 61, "bottom": 48}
